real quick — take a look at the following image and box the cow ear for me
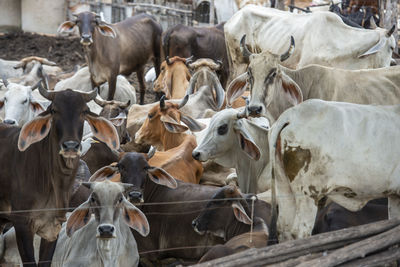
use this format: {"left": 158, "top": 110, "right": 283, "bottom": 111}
{"left": 89, "top": 164, "right": 119, "bottom": 182}
{"left": 180, "top": 114, "right": 206, "bottom": 132}
{"left": 30, "top": 101, "right": 45, "bottom": 113}
{"left": 85, "top": 113, "right": 120, "bottom": 150}
{"left": 98, "top": 24, "right": 116, "bottom": 38}
{"left": 232, "top": 202, "right": 252, "bottom": 225}
{"left": 110, "top": 112, "right": 127, "bottom": 127}
{"left": 233, "top": 121, "right": 260, "bottom": 160}
{"left": 0, "top": 98, "right": 4, "bottom": 109}
{"left": 281, "top": 73, "right": 303, "bottom": 106}
{"left": 122, "top": 199, "right": 150, "bottom": 237}
{"left": 66, "top": 200, "right": 91, "bottom": 237}
{"left": 160, "top": 115, "right": 188, "bottom": 133}
{"left": 147, "top": 166, "right": 178, "bottom": 189}
{"left": 57, "top": 21, "right": 76, "bottom": 34}
{"left": 226, "top": 72, "right": 248, "bottom": 107}
{"left": 18, "top": 113, "right": 52, "bottom": 151}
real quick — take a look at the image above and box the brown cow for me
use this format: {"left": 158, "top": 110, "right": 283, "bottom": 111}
{"left": 347, "top": 0, "right": 379, "bottom": 15}
{"left": 192, "top": 185, "right": 269, "bottom": 263}
{"left": 162, "top": 23, "right": 229, "bottom": 88}
{"left": 91, "top": 152, "right": 271, "bottom": 262}
{"left": 0, "top": 85, "right": 119, "bottom": 266}
{"left": 58, "top": 12, "right": 162, "bottom": 104}
{"left": 153, "top": 56, "right": 192, "bottom": 99}
{"left": 135, "top": 96, "right": 205, "bottom": 150}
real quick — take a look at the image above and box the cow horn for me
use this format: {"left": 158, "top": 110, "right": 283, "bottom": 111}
{"left": 237, "top": 107, "right": 248, "bottom": 119}
{"left": 386, "top": 25, "right": 396, "bottom": 37}
{"left": 94, "top": 97, "right": 107, "bottom": 107}
{"left": 40, "top": 58, "right": 57, "bottom": 66}
{"left": 280, "top": 36, "right": 295, "bottom": 62}
{"left": 147, "top": 146, "right": 156, "bottom": 159}
{"left": 240, "top": 35, "right": 252, "bottom": 59}
{"left": 178, "top": 94, "right": 189, "bottom": 109}
{"left": 2, "top": 77, "right": 9, "bottom": 88}
{"left": 38, "top": 80, "right": 55, "bottom": 100}
{"left": 166, "top": 56, "right": 172, "bottom": 65}
{"left": 211, "top": 72, "right": 225, "bottom": 110}
{"left": 160, "top": 95, "right": 166, "bottom": 110}
{"left": 82, "top": 88, "right": 98, "bottom": 102}
{"left": 186, "top": 71, "right": 201, "bottom": 95}
{"left": 185, "top": 55, "right": 194, "bottom": 65}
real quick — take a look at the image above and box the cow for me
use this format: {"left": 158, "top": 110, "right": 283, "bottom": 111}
{"left": 347, "top": 0, "right": 379, "bottom": 15}
{"left": 268, "top": 99, "right": 400, "bottom": 241}
{"left": 225, "top": 5, "right": 396, "bottom": 80}
{"left": 162, "top": 23, "right": 229, "bottom": 88}
{"left": 54, "top": 66, "right": 136, "bottom": 105}
{"left": 186, "top": 58, "right": 225, "bottom": 95}
{"left": 0, "top": 79, "right": 46, "bottom": 126}
{"left": 91, "top": 152, "right": 271, "bottom": 262}
{"left": 135, "top": 96, "right": 205, "bottom": 151}
{"left": 0, "top": 84, "right": 119, "bottom": 266}
{"left": 228, "top": 36, "right": 400, "bottom": 120}
{"left": 1, "top": 181, "right": 149, "bottom": 267}
{"left": 192, "top": 185, "right": 269, "bottom": 263}
{"left": 82, "top": 98, "right": 131, "bottom": 174}
{"left": 193, "top": 108, "right": 271, "bottom": 193}
{"left": 58, "top": 12, "right": 162, "bottom": 104}
{"left": 329, "top": 3, "right": 379, "bottom": 29}
{"left": 153, "top": 56, "right": 192, "bottom": 99}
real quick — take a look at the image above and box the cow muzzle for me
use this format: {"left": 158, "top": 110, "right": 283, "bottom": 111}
{"left": 248, "top": 105, "right": 263, "bottom": 117}
{"left": 60, "top": 141, "right": 81, "bottom": 168}
{"left": 192, "top": 149, "right": 208, "bottom": 162}
{"left": 192, "top": 220, "right": 205, "bottom": 235}
{"left": 80, "top": 34, "right": 93, "bottom": 46}
{"left": 3, "top": 119, "right": 17, "bottom": 126}
{"left": 97, "top": 224, "right": 116, "bottom": 239}
{"left": 128, "top": 191, "right": 144, "bottom": 203}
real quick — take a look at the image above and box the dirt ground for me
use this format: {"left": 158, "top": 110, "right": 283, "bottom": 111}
{"left": 0, "top": 32, "right": 157, "bottom": 104}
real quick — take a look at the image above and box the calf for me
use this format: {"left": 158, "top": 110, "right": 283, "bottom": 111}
{"left": 91, "top": 152, "right": 270, "bottom": 262}
{"left": 58, "top": 12, "right": 162, "bottom": 104}
{"left": 192, "top": 185, "right": 269, "bottom": 263}
{"left": 153, "top": 56, "right": 192, "bottom": 99}
{"left": 0, "top": 85, "right": 119, "bottom": 266}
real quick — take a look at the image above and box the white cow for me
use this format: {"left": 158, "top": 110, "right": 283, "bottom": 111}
{"left": 54, "top": 66, "right": 136, "bottom": 105}
{"left": 225, "top": 5, "right": 396, "bottom": 79}
{"left": 269, "top": 99, "right": 400, "bottom": 241}
{"left": 0, "top": 180, "right": 149, "bottom": 267}
{"left": 193, "top": 108, "right": 270, "bottom": 193}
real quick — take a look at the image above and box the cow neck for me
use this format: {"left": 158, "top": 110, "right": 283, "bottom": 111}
{"left": 224, "top": 216, "right": 266, "bottom": 242}
{"left": 162, "top": 131, "right": 187, "bottom": 151}
{"left": 142, "top": 175, "right": 163, "bottom": 204}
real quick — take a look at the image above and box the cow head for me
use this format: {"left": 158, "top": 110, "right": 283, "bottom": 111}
{"left": 193, "top": 108, "right": 262, "bottom": 163}
{"left": 66, "top": 180, "right": 150, "bottom": 257}
{"left": 227, "top": 35, "right": 302, "bottom": 119}
{"left": 95, "top": 97, "right": 131, "bottom": 144}
{"left": 192, "top": 185, "right": 254, "bottom": 240}
{"left": 153, "top": 56, "right": 192, "bottom": 99}
{"left": 0, "top": 79, "right": 45, "bottom": 126}
{"left": 17, "top": 85, "right": 120, "bottom": 169}
{"left": 58, "top": 11, "right": 116, "bottom": 46}
{"left": 134, "top": 95, "right": 205, "bottom": 149}
{"left": 89, "top": 152, "right": 178, "bottom": 199}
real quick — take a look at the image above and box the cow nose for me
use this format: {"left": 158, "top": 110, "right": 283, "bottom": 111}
{"left": 248, "top": 105, "right": 263, "bottom": 115}
{"left": 192, "top": 151, "right": 200, "bottom": 160}
{"left": 62, "top": 141, "right": 80, "bottom": 152}
{"left": 3, "top": 119, "right": 16, "bottom": 125}
{"left": 129, "top": 191, "right": 143, "bottom": 202}
{"left": 98, "top": 224, "right": 115, "bottom": 238}
{"left": 192, "top": 220, "right": 198, "bottom": 228}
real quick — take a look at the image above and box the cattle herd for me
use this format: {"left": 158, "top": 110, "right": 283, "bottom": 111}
{"left": 0, "top": 2, "right": 399, "bottom": 266}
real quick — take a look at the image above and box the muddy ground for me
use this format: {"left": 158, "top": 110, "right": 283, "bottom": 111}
{"left": 0, "top": 32, "right": 157, "bottom": 104}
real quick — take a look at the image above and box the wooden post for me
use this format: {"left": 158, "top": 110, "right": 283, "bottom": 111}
{"left": 209, "top": 0, "right": 215, "bottom": 25}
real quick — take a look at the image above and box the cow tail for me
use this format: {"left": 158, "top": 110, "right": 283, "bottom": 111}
{"left": 162, "top": 28, "right": 172, "bottom": 60}
{"left": 267, "top": 120, "right": 290, "bottom": 245}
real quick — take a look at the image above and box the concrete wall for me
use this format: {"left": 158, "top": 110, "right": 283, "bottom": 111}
{"left": 0, "top": 0, "right": 21, "bottom": 32}
{"left": 21, "top": 0, "right": 66, "bottom": 34}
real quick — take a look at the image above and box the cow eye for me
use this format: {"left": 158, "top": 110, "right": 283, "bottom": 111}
{"left": 22, "top": 99, "right": 28, "bottom": 104}
{"left": 217, "top": 124, "right": 228, "bottom": 135}
{"left": 148, "top": 113, "right": 155, "bottom": 119}
{"left": 118, "top": 196, "right": 123, "bottom": 203}
{"left": 90, "top": 196, "right": 96, "bottom": 203}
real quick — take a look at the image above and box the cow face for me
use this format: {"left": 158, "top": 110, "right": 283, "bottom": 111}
{"left": 66, "top": 180, "right": 150, "bottom": 240}
{"left": 58, "top": 11, "right": 116, "bottom": 46}
{"left": 153, "top": 57, "right": 191, "bottom": 99}
{"left": 193, "top": 109, "right": 261, "bottom": 163}
{"left": 192, "top": 185, "right": 252, "bottom": 239}
{"left": 95, "top": 98, "right": 131, "bottom": 144}
{"left": 227, "top": 36, "right": 302, "bottom": 118}
{"left": 17, "top": 86, "right": 120, "bottom": 169}
{"left": 0, "top": 81, "right": 45, "bottom": 126}
{"left": 135, "top": 96, "right": 204, "bottom": 148}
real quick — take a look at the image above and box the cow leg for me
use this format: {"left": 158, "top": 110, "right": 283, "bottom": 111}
{"left": 290, "top": 194, "right": 318, "bottom": 240}
{"left": 14, "top": 224, "right": 37, "bottom": 267}
{"left": 107, "top": 75, "right": 117, "bottom": 101}
{"left": 388, "top": 195, "right": 400, "bottom": 219}
{"left": 38, "top": 238, "right": 57, "bottom": 267}
{"left": 137, "top": 68, "right": 146, "bottom": 105}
